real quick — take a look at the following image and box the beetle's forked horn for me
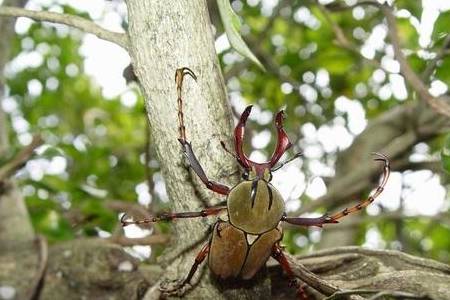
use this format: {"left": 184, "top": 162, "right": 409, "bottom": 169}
{"left": 234, "top": 105, "right": 253, "bottom": 169}
{"left": 234, "top": 106, "right": 292, "bottom": 170}
{"left": 269, "top": 110, "right": 292, "bottom": 167}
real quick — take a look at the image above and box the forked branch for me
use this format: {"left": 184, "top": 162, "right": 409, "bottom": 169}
{"left": 0, "top": 6, "right": 129, "bottom": 50}
{"left": 381, "top": 4, "right": 450, "bottom": 117}
{"left": 0, "top": 134, "right": 43, "bottom": 182}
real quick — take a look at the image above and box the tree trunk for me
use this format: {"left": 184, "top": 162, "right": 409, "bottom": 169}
{"left": 0, "top": 1, "right": 43, "bottom": 300}
{"left": 126, "top": 1, "right": 271, "bottom": 299}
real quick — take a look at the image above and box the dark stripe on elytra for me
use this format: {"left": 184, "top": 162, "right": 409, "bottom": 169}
{"left": 250, "top": 180, "right": 258, "bottom": 208}
{"left": 266, "top": 185, "right": 273, "bottom": 210}
{"left": 238, "top": 232, "right": 263, "bottom": 277}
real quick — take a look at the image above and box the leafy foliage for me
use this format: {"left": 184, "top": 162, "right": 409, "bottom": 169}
{"left": 3, "top": 1, "right": 449, "bottom": 263}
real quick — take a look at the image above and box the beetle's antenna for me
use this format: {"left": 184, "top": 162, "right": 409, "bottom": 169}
{"left": 220, "top": 140, "right": 248, "bottom": 168}
{"left": 120, "top": 213, "right": 132, "bottom": 227}
{"left": 272, "top": 152, "right": 302, "bottom": 172}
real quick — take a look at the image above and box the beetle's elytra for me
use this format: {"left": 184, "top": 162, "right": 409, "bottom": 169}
{"left": 121, "top": 67, "right": 391, "bottom": 299}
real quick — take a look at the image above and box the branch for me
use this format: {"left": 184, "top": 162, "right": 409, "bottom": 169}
{"left": 25, "top": 235, "right": 48, "bottom": 300}
{"left": 317, "top": 2, "right": 384, "bottom": 71}
{"left": 223, "top": 0, "right": 289, "bottom": 80}
{"left": 108, "top": 234, "right": 169, "bottom": 246}
{"left": 324, "top": 289, "right": 427, "bottom": 300}
{"left": 285, "top": 253, "right": 341, "bottom": 296}
{"left": 0, "top": 6, "right": 129, "bottom": 50}
{"left": 269, "top": 247, "right": 450, "bottom": 299}
{"left": 392, "top": 158, "right": 444, "bottom": 174}
{"left": 323, "top": 1, "right": 450, "bottom": 117}
{"left": 0, "top": 134, "right": 43, "bottom": 182}
{"left": 381, "top": 5, "right": 450, "bottom": 117}
{"left": 421, "top": 34, "right": 450, "bottom": 81}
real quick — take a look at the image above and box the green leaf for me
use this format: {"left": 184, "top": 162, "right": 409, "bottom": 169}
{"left": 442, "top": 134, "right": 450, "bottom": 173}
{"left": 397, "top": 18, "right": 419, "bottom": 49}
{"left": 435, "top": 58, "right": 450, "bottom": 83}
{"left": 217, "top": 0, "right": 265, "bottom": 71}
{"left": 432, "top": 10, "right": 450, "bottom": 41}
{"left": 395, "top": 0, "right": 422, "bottom": 20}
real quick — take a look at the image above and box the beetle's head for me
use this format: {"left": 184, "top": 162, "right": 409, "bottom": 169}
{"left": 233, "top": 105, "right": 294, "bottom": 182}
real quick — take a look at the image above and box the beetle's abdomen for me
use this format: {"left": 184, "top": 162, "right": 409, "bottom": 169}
{"left": 227, "top": 180, "right": 285, "bottom": 234}
{"left": 208, "top": 221, "right": 282, "bottom": 280}
{"left": 208, "top": 222, "right": 247, "bottom": 279}
{"left": 240, "top": 225, "right": 282, "bottom": 279}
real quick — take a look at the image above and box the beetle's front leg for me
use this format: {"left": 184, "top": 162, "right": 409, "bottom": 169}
{"left": 271, "top": 244, "right": 310, "bottom": 300}
{"left": 160, "top": 243, "right": 210, "bottom": 297}
{"left": 175, "top": 68, "right": 231, "bottom": 196}
{"left": 283, "top": 153, "right": 390, "bottom": 227}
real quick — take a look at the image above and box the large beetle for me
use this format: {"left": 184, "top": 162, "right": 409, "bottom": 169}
{"left": 122, "top": 67, "right": 390, "bottom": 298}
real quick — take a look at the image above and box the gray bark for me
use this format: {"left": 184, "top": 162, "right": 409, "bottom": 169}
{"left": 0, "top": 1, "right": 41, "bottom": 300}
{"left": 126, "top": 1, "right": 267, "bottom": 299}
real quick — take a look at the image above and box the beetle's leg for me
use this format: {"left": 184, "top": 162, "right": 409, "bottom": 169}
{"left": 271, "top": 244, "right": 309, "bottom": 300}
{"left": 121, "top": 206, "right": 227, "bottom": 226}
{"left": 175, "top": 68, "right": 230, "bottom": 196}
{"left": 160, "top": 243, "right": 210, "bottom": 296}
{"left": 283, "top": 153, "right": 390, "bottom": 227}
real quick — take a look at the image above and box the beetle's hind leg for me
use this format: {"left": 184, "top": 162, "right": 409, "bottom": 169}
{"left": 175, "top": 68, "right": 231, "bottom": 196}
{"left": 160, "top": 243, "right": 210, "bottom": 297}
{"left": 271, "top": 244, "right": 310, "bottom": 300}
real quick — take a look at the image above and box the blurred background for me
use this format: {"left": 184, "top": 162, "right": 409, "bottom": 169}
{"left": 1, "top": 0, "right": 449, "bottom": 269}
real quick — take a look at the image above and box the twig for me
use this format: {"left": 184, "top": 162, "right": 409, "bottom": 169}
{"left": 223, "top": 0, "right": 288, "bottom": 80}
{"left": 317, "top": 1, "right": 389, "bottom": 74}
{"left": 107, "top": 200, "right": 152, "bottom": 219}
{"left": 108, "top": 234, "right": 169, "bottom": 246}
{"left": 324, "top": 289, "right": 427, "bottom": 300}
{"left": 286, "top": 253, "right": 341, "bottom": 296}
{"left": 381, "top": 4, "right": 450, "bottom": 117}
{"left": 316, "top": 2, "right": 352, "bottom": 50}
{"left": 421, "top": 34, "right": 450, "bottom": 81}
{"left": 0, "top": 6, "right": 129, "bottom": 50}
{"left": 0, "top": 134, "right": 43, "bottom": 182}
{"left": 25, "top": 235, "right": 48, "bottom": 300}
{"left": 322, "top": 1, "right": 450, "bottom": 116}
{"left": 325, "top": 1, "right": 381, "bottom": 11}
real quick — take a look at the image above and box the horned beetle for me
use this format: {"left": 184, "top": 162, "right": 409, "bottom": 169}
{"left": 121, "top": 67, "right": 390, "bottom": 298}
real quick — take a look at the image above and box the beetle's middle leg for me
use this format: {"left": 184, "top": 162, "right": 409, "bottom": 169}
{"left": 121, "top": 206, "right": 227, "bottom": 226}
{"left": 160, "top": 243, "right": 210, "bottom": 296}
{"left": 271, "top": 244, "right": 309, "bottom": 300}
{"left": 175, "top": 68, "right": 230, "bottom": 196}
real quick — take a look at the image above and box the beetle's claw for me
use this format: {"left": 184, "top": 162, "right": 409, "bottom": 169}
{"left": 160, "top": 279, "right": 190, "bottom": 297}
{"left": 120, "top": 213, "right": 131, "bottom": 227}
{"left": 371, "top": 152, "right": 389, "bottom": 161}
{"left": 322, "top": 214, "right": 339, "bottom": 224}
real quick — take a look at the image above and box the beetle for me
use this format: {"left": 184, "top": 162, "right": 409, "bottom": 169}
{"left": 121, "top": 67, "right": 390, "bottom": 298}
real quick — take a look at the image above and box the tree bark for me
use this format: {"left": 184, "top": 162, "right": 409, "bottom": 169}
{"left": 270, "top": 247, "right": 450, "bottom": 300}
{"left": 125, "top": 1, "right": 269, "bottom": 299}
